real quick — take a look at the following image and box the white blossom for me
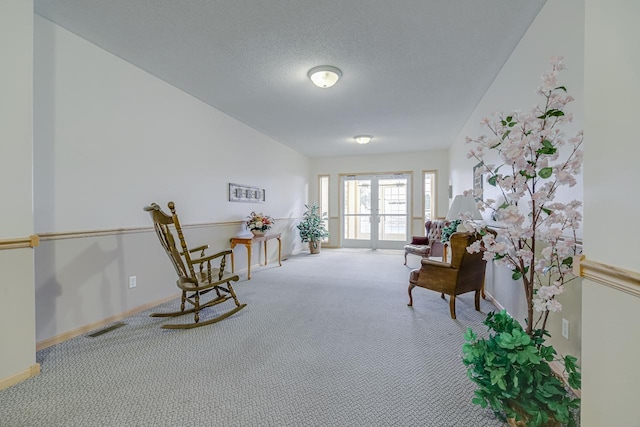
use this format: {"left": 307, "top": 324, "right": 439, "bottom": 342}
{"left": 465, "top": 57, "right": 583, "bottom": 326}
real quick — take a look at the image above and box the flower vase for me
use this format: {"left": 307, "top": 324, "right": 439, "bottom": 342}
{"left": 251, "top": 230, "right": 265, "bottom": 237}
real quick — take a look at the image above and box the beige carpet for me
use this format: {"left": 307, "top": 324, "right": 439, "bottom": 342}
{"left": 0, "top": 248, "right": 505, "bottom": 426}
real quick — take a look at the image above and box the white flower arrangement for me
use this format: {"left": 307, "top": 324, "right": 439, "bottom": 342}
{"left": 246, "top": 212, "right": 274, "bottom": 232}
{"left": 465, "top": 56, "right": 583, "bottom": 335}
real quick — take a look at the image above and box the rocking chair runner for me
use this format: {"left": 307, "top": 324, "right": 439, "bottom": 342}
{"left": 144, "top": 202, "right": 246, "bottom": 329}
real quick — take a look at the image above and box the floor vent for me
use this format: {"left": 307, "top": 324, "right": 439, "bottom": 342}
{"left": 86, "top": 322, "right": 126, "bottom": 338}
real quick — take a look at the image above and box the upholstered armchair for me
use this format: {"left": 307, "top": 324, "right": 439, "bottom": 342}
{"left": 403, "top": 220, "right": 448, "bottom": 265}
{"left": 407, "top": 231, "right": 490, "bottom": 319}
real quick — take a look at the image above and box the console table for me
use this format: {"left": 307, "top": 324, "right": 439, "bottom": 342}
{"left": 230, "top": 233, "right": 282, "bottom": 280}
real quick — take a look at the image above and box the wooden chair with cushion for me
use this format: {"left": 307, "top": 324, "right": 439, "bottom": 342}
{"left": 144, "top": 201, "right": 246, "bottom": 329}
{"left": 403, "top": 220, "right": 448, "bottom": 265}
{"left": 407, "top": 231, "right": 490, "bottom": 319}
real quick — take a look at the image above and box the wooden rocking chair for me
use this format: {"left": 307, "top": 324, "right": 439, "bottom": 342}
{"left": 144, "top": 202, "right": 246, "bottom": 329}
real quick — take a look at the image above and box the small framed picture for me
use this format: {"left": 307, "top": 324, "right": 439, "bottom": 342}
{"left": 229, "top": 183, "right": 265, "bottom": 203}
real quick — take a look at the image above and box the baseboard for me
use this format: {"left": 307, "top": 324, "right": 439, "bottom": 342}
{"left": 483, "top": 291, "right": 506, "bottom": 312}
{"left": 0, "top": 363, "right": 41, "bottom": 391}
{"left": 36, "top": 293, "right": 181, "bottom": 351}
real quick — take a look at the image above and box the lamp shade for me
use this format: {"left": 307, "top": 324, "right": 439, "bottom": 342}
{"left": 308, "top": 65, "right": 342, "bottom": 88}
{"left": 446, "top": 194, "right": 482, "bottom": 220}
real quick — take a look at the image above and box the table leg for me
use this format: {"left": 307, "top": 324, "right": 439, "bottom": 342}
{"left": 264, "top": 240, "right": 269, "bottom": 265}
{"left": 245, "top": 242, "right": 252, "bottom": 280}
{"left": 277, "top": 237, "right": 282, "bottom": 266}
{"left": 230, "top": 242, "right": 236, "bottom": 273}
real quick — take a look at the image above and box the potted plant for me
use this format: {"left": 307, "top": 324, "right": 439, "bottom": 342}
{"left": 297, "top": 203, "right": 329, "bottom": 254}
{"left": 461, "top": 57, "right": 583, "bottom": 426}
{"left": 246, "top": 211, "right": 274, "bottom": 236}
{"left": 463, "top": 312, "right": 580, "bottom": 427}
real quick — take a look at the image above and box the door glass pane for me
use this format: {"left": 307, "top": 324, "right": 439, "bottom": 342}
{"left": 343, "top": 178, "right": 371, "bottom": 240}
{"left": 378, "top": 178, "right": 407, "bottom": 241}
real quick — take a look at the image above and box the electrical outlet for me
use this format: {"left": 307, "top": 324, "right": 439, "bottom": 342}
{"left": 562, "top": 318, "right": 569, "bottom": 339}
{"left": 128, "top": 276, "right": 137, "bottom": 289}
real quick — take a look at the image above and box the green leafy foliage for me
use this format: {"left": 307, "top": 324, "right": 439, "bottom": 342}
{"left": 440, "top": 220, "right": 461, "bottom": 243}
{"left": 537, "top": 140, "right": 558, "bottom": 156}
{"left": 462, "top": 310, "right": 581, "bottom": 427}
{"left": 538, "top": 167, "right": 553, "bottom": 179}
{"left": 297, "top": 203, "right": 330, "bottom": 243}
{"left": 537, "top": 108, "right": 565, "bottom": 120}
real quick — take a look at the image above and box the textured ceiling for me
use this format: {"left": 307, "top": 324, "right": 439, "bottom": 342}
{"left": 34, "top": 0, "right": 546, "bottom": 158}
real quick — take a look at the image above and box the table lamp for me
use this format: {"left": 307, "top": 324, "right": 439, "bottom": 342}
{"left": 446, "top": 194, "right": 483, "bottom": 231}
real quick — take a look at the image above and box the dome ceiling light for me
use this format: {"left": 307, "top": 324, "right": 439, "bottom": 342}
{"left": 308, "top": 65, "right": 342, "bottom": 88}
{"left": 354, "top": 135, "right": 372, "bottom": 145}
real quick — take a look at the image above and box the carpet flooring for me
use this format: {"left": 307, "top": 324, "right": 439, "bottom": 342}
{"left": 0, "top": 248, "right": 506, "bottom": 427}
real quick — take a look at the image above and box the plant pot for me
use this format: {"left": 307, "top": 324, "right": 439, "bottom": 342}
{"left": 309, "top": 241, "right": 321, "bottom": 254}
{"left": 506, "top": 403, "right": 561, "bottom": 427}
{"left": 251, "top": 230, "right": 265, "bottom": 237}
{"left": 507, "top": 417, "right": 560, "bottom": 427}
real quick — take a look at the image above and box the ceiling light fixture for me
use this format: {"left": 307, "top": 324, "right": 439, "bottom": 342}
{"left": 308, "top": 65, "right": 342, "bottom": 88}
{"left": 354, "top": 135, "right": 372, "bottom": 145}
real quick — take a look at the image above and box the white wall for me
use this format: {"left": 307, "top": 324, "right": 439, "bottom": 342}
{"left": 310, "top": 150, "right": 449, "bottom": 248}
{"left": 448, "top": 0, "right": 584, "bottom": 361}
{"left": 0, "top": 1, "right": 37, "bottom": 384}
{"left": 34, "top": 15, "right": 309, "bottom": 233}
{"left": 582, "top": 1, "right": 640, "bottom": 425}
{"left": 1, "top": 3, "right": 33, "bottom": 236}
{"left": 31, "top": 16, "right": 310, "bottom": 343}
{"left": 449, "top": 0, "right": 584, "bottom": 201}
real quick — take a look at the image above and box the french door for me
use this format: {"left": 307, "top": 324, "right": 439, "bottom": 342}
{"left": 341, "top": 174, "right": 410, "bottom": 249}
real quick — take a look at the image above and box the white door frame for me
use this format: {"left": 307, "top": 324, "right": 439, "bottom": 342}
{"left": 340, "top": 173, "right": 411, "bottom": 249}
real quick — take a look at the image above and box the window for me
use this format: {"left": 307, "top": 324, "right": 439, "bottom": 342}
{"left": 423, "top": 171, "right": 436, "bottom": 220}
{"left": 318, "top": 175, "right": 329, "bottom": 241}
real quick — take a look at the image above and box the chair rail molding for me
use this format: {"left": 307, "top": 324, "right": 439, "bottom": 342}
{"left": 574, "top": 254, "right": 640, "bottom": 298}
{"left": 0, "top": 235, "right": 39, "bottom": 250}
{"left": 36, "top": 218, "right": 299, "bottom": 242}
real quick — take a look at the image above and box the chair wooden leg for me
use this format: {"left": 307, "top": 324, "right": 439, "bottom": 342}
{"left": 449, "top": 295, "right": 457, "bottom": 319}
{"left": 475, "top": 290, "right": 481, "bottom": 312}
{"left": 180, "top": 290, "right": 187, "bottom": 312}
{"left": 407, "top": 283, "right": 415, "bottom": 306}
{"left": 404, "top": 251, "right": 408, "bottom": 265}
{"left": 227, "top": 281, "right": 242, "bottom": 307}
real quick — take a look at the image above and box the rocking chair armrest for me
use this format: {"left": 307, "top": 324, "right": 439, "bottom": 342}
{"left": 191, "top": 249, "right": 232, "bottom": 265}
{"left": 177, "top": 276, "right": 199, "bottom": 288}
{"left": 180, "top": 244, "right": 209, "bottom": 256}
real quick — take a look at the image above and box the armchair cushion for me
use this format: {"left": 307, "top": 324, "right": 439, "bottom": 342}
{"left": 409, "top": 236, "right": 430, "bottom": 245}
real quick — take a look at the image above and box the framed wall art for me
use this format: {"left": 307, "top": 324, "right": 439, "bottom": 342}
{"left": 229, "top": 183, "right": 265, "bottom": 203}
{"left": 473, "top": 162, "right": 484, "bottom": 202}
